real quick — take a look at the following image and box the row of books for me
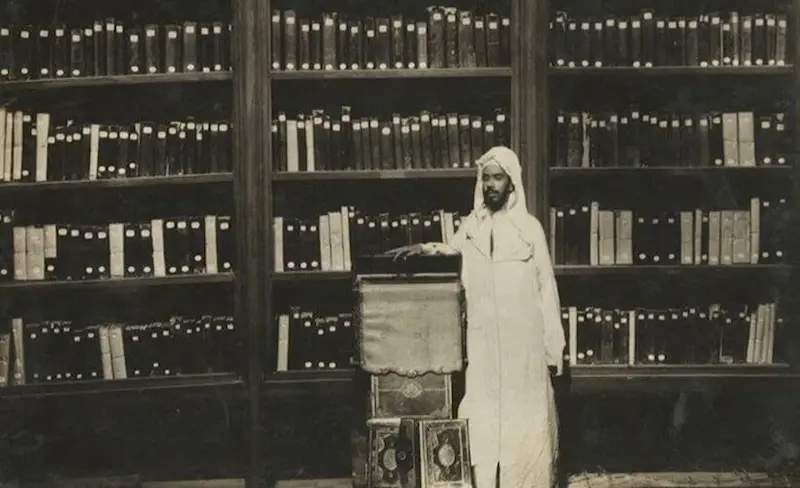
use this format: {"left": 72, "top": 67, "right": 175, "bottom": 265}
{"left": 0, "top": 111, "right": 232, "bottom": 182}
{"left": 0, "top": 212, "right": 234, "bottom": 281}
{"left": 0, "top": 21, "right": 232, "bottom": 81}
{"left": 550, "top": 11, "right": 789, "bottom": 68}
{"left": 552, "top": 111, "right": 789, "bottom": 169}
{"left": 548, "top": 199, "right": 787, "bottom": 267}
{"left": 0, "top": 314, "right": 237, "bottom": 386}
{"left": 270, "top": 8, "right": 511, "bottom": 71}
{"left": 561, "top": 303, "right": 779, "bottom": 366}
{"left": 272, "top": 108, "right": 509, "bottom": 173}
{"left": 272, "top": 208, "right": 463, "bottom": 272}
{"left": 275, "top": 309, "right": 355, "bottom": 371}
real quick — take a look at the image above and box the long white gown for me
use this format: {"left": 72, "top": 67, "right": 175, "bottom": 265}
{"left": 444, "top": 147, "right": 566, "bottom": 488}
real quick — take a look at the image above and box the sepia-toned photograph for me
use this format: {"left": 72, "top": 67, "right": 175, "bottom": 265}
{"left": 0, "top": 0, "right": 797, "bottom": 487}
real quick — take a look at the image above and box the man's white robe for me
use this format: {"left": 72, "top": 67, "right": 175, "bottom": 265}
{"left": 446, "top": 147, "right": 566, "bottom": 488}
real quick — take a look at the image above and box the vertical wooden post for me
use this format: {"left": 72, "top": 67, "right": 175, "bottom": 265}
{"left": 231, "top": 0, "right": 269, "bottom": 486}
{"left": 515, "top": 0, "right": 550, "bottom": 224}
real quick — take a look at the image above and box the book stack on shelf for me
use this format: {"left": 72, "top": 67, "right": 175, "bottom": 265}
{"left": 547, "top": 0, "right": 796, "bottom": 379}
{"left": 0, "top": 17, "right": 232, "bottom": 86}
{"left": 549, "top": 9, "right": 789, "bottom": 72}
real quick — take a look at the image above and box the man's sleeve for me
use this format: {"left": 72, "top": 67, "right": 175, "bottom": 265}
{"left": 532, "top": 217, "right": 566, "bottom": 367}
{"left": 424, "top": 215, "right": 469, "bottom": 255}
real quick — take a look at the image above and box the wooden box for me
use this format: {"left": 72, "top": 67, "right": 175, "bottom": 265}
{"left": 370, "top": 373, "right": 453, "bottom": 420}
{"left": 395, "top": 418, "right": 472, "bottom": 488}
{"left": 368, "top": 420, "right": 402, "bottom": 488}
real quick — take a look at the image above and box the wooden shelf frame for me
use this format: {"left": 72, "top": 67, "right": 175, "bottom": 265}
{"left": 549, "top": 66, "right": 794, "bottom": 76}
{"left": 0, "top": 373, "right": 243, "bottom": 399}
{"left": 550, "top": 166, "right": 794, "bottom": 177}
{"left": 0, "top": 273, "right": 235, "bottom": 292}
{"left": 272, "top": 168, "right": 475, "bottom": 181}
{"left": 0, "top": 71, "right": 232, "bottom": 93}
{"left": 270, "top": 67, "right": 511, "bottom": 80}
{"left": 0, "top": 173, "right": 233, "bottom": 195}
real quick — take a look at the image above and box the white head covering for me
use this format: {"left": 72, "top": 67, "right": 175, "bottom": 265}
{"left": 472, "top": 146, "right": 527, "bottom": 220}
{"left": 462, "top": 146, "right": 538, "bottom": 250}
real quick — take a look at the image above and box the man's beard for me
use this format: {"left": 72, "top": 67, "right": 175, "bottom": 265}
{"left": 483, "top": 187, "right": 509, "bottom": 212}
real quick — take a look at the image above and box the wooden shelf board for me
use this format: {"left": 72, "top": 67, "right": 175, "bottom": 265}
{"left": 272, "top": 169, "right": 475, "bottom": 181}
{"left": 273, "top": 265, "right": 790, "bottom": 281}
{"left": 270, "top": 67, "right": 512, "bottom": 80}
{"left": 265, "top": 369, "right": 356, "bottom": 385}
{"left": 555, "top": 264, "right": 791, "bottom": 276}
{"left": 272, "top": 271, "right": 352, "bottom": 282}
{"left": 0, "top": 173, "right": 233, "bottom": 194}
{"left": 0, "top": 273, "right": 235, "bottom": 291}
{"left": 550, "top": 166, "right": 793, "bottom": 177}
{"left": 0, "top": 373, "right": 243, "bottom": 399}
{"left": 570, "top": 363, "right": 794, "bottom": 379}
{"left": 549, "top": 66, "right": 793, "bottom": 76}
{"left": 261, "top": 366, "right": 799, "bottom": 396}
{"left": 0, "top": 72, "right": 232, "bottom": 91}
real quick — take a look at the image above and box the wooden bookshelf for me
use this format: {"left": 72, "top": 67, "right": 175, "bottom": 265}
{"left": 546, "top": 4, "right": 797, "bottom": 395}
{"left": 0, "top": 1, "right": 247, "bottom": 484}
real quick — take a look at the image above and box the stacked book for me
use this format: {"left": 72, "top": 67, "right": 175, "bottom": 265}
{"left": 356, "top": 257, "right": 472, "bottom": 488}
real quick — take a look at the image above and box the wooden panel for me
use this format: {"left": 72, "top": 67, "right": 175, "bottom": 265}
{"left": 231, "top": 0, "right": 269, "bottom": 486}
{"left": 517, "top": 0, "right": 549, "bottom": 223}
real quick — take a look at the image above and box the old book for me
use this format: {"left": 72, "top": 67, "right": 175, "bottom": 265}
{"left": 370, "top": 373, "right": 453, "bottom": 421}
{"left": 395, "top": 418, "right": 472, "bottom": 488}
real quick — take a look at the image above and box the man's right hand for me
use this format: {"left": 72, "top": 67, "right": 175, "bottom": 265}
{"left": 384, "top": 244, "right": 425, "bottom": 261}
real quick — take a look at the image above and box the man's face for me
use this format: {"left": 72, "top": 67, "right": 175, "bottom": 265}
{"left": 481, "top": 163, "right": 512, "bottom": 212}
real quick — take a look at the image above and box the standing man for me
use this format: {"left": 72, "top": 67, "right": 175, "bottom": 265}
{"left": 388, "top": 146, "right": 566, "bottom": 488}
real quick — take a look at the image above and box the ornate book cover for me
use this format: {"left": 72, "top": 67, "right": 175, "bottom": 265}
{"left": 396, "top": 418, "right": 472, "bottom": 488}
{"left": 368, "top": 420, "right": 402, "bottom": 488}
{"left": 370, "top": 373, "right": 453, "bottom": 420}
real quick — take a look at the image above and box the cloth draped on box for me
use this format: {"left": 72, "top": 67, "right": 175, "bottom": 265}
{"left": 450, "top": 146, "right": 566, "bottom": 488}
{"left": 357, "top": 277, "right": 465, "bottom": 376}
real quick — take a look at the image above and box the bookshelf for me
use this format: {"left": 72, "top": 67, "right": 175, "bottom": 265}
{"left": 546, "top": 0, "right": 800, "bottom": 480}
{"left": 261, "top": 0, "right": 531, "bottom": 484}
{"left": 547, "top": 0, "right": 799, "bottom": 377}
{"left": 0, "top": 0, "right": 797, "bottom": 485}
